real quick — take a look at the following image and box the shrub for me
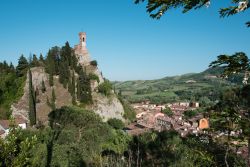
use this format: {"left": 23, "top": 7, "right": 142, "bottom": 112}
{"left": 162, "top": 107, "right": 173, "bottom": 116}
{"left": 90, "top": 60, "right": 98, "bottom": 66}
{"left": 118, "top": 96, "right": 136, "bottom": 122}
{"left": 184, "top": 110, "right": 198, "bottom": 118}
{"left": 107, "top": 118, "right": 125, "bottom": 130}
{"left": 89, "top": 73, "right": 100, "bottom": 83}
{"left": 98, "top": 80, "right": 112, "bottom": 96}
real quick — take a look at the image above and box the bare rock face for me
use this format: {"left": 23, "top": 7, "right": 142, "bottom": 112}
{"left": 85, "top": 64, "right": 125, "bottom": 122}
{"left": 11, "top": 67, "right": 72, "bottom": 124}
{"left": 92, "top": 93, "right": 124, "bottom": 122}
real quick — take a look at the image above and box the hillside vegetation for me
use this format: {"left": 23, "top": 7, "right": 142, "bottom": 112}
{"left": 114, "top": 67, "right": 235, "bottom": 105}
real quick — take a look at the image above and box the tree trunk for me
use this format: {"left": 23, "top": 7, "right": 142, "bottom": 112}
{"left": 248, "top": 138, "right": 250, "bottom": 167}
{"left": 224, "top": 147, "right": 229, "bottom": 167}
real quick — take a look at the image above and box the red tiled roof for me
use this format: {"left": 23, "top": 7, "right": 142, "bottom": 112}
{"left": 0, "top": 120, "right": 10, "bottom": 130}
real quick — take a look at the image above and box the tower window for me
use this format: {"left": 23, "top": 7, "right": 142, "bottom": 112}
{"left": 82, "top": 37, "right": 85, "bottom": 42}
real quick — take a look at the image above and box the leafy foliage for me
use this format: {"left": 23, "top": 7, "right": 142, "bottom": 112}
{"left": 46, "top": 106, "right": 112, "bottom": 165}
{"left": 0, "top": 125, "right": 37, "bottom": 167}
{"left": 16, "top": 55, "right": 29, "bottom": 77}
{"left": 0, "top": 61, "right": 25, "bottom": 119}
{"left": 98, "top": 80, "right": 113, "bottom": 96}
{"left": 162, "top": 107, "right": 173, "bottom": 116}
{"left": 78, "top": 70, "right": 92, "bottom": 104}
{"left": 90, "top": 60, "right": 98, "bottom": 66}
{"left": 135, "top": 0, "right": 250, "bottom": 26}
{"left": 107, "top": 118, "right": 125, "bottom": 130}
{"left": 89, "top": 73, "right": 100, "bottom": 83}
{"left": 209, "top": 52, "right": 249, "bottom": 81}
{"left": 118, "top": 96, "right": 136, "bottom": 122}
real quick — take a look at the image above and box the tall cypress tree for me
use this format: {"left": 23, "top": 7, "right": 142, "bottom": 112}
{"left": 28, "top": 69, "right": 36, "bottom": 126}
{"left": 71, "top": 71, "right": 76, "bottom": 105}
{"left": 49, "top": 70, "right": 54, "bottom": 87}
{"left": 41, "top": 80, "right": 46, "bottom": 93}
{"left": 78, "top": 69, "right": 92, "bottom": 104}
{"left": 77, "top": 79, "right": 80, "bottom": 100}
{"left": 51, "top": 88, "right": 56, "bottom": 110}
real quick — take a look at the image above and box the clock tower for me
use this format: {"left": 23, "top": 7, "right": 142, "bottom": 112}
{"left": 74, "top": 32, "right": 90, "bottom": 65}
{"left": 79, "top": 32, "right": 86, "bottom": 49}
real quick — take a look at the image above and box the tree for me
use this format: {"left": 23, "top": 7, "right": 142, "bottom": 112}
{"left": 41, "top": 80, "right": 46, "bottom": 93}
{"left": 98, "top": 80, "right": 113, "bottom": 96}
{"left": 49, "top": 70, "right": 54, "bottom": 87}
{"left": 47, "top": 106, "right": 112, "bottom": 166}
{"left": 211, "top": 88, "right": 242, "bottom": 167}
{"left": 47, "top": 88, "right": 56, "bottom": 111}
{"left": 162, "top": 107, "right": 173, "bottom": 116}
{"left": 16, "top": 55, "right": 29, "bottom": 77}
{"left": 78, "top": 70, "right": 92, "bottom": 104}
{"left": 39, "top": 53, "right": 44, "bottom": 62}
{"left": 90, "top": 60, "right": 98, "bottom": 66}
{"left": 46, "top": 47, "right": 60, "bottom": 76}
{"left": 210, "top": 52, "right": 250, "bottom": 166}
{"left": 0, "top": 124, "right": 37, "bottom": 167}
{"left": 31, "top": 54, "right": 39, "bottom": 67}
{"left": 28, "top": 69, "right": 36, "bottom": 126}
{"left": 210, "top": 52, "right": 250, "bottom": 84}
{"left": 61, "top": 41, "right": 72, "bottom": 67}
{"left": 135, "top": 0, "right": 250, "bottom": 26}
{"left": 71, "top": 71, "right": 76, "bottom": 105}
{"left": 107, "top": 118, "right": 125, "bottom": 130}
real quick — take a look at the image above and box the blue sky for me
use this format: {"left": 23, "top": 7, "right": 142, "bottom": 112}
{"left": 0, "top": 0, "right": 250, "bottom": 81}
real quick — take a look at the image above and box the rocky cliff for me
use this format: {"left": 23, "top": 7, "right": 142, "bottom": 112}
{"left": 11, "top": 33, "right": 124, "bottom": 124}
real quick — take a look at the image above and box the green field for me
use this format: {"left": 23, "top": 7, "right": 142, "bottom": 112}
{"left": 113, "top": 68, "right": 236, "bottom": 104}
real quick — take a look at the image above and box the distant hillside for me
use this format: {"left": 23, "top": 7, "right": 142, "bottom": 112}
{"left": 113, "top": 67, "right": 235, "bottom": 104}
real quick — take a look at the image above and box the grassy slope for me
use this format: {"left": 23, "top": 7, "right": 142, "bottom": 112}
{"left": 113, "top": 68, "right": 234, "bottom": 103}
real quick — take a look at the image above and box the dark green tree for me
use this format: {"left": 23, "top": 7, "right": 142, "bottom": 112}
{"left": 61, "top": 41, "right": 72, "bottom": 67}
{"left": 211, "top": 88, "right": 242, "bottom": 167}
{"left": 52, "top": 88, "right": 56, "bottom": 103}
{"left": 41, "top": 80, "right": 46, "bottom": 93}
{"left": 98, "top": 80, "right": 112, "bottom": 96}
{"left": 90, "top": 60, "right": 98, "bottom": 66}
{"left": 16, "top": 55, "right": 29, "bottom": 77}
{"left": 210, "top": 52, "right": 250, "bottom": 166}
{"left": 31, "top": 54, "right": 39, "bottom": 67}
{"left": 28, "top": 69, "right": 36, "bottom": 126}
{"left": 39, "top": 53, "right": 44, "bottom": 62}
{"left": 0, "top": 125, "right": 37, "bottom": 166}
{"left": 71, "top": 71, "right": 76, "bottom": 105}
{"left": 46, "top": 47, "right": 60, "bottom": 75}
{"left": 71, "top": 54, "right": 78, "bottom": 71}
{"left": 49, "top": 70, "right": 54, "bottom": 87}
{"left": 107, "top": 118, "right": 125, "bottom": 130}
{"left": 78, "top": 70, "right": 92, "bottom": 104}
{"left": 9, "top": 62, "right": 15, "bottom": 73}
{"left": 47, "top": 88, "right": 56, "bottom": 111}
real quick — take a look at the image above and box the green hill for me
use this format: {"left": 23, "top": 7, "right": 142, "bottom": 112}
{"left": 113, "top": 67, "right": 235, "bottom": 105}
